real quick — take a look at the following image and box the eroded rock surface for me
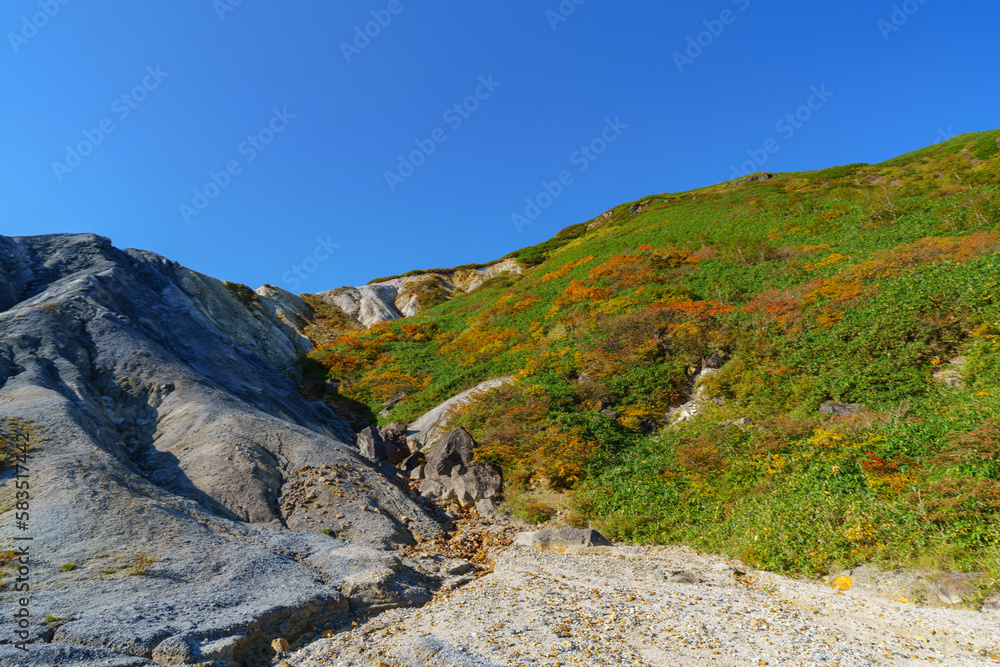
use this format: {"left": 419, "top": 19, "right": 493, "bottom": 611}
{"left": 0, "top": 234, "right": 443, "bottom": 666}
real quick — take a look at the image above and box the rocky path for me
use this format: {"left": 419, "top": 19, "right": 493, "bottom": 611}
{"left": 276, "top": 543, "right": 1000, "bottom": 667}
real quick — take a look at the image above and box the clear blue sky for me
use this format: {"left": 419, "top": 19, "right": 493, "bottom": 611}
{"left": 2, "top": 1, "right": 998, "bottom": 292}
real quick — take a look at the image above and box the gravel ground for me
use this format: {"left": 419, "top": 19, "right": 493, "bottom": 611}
{"left": 275, "top": 544, "right": 1000, "bottom": 667}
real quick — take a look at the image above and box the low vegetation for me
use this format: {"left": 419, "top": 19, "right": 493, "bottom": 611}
{"left": 299, "top": 130, "right": 1000, "bottom": 582}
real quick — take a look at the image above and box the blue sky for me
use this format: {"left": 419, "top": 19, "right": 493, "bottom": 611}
{"left": 2, "top": 1, "right": 998, "bottom": 292}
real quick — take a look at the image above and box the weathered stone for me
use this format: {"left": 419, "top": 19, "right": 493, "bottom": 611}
{"left": 732, "top": 173, "right": 774, "bottom": 185}
{"left": 357, "top": 426, "right": 390, "bottom": 461}
{"left": 399, "top": 451, "right": 426, "bottom": 474}
{"left": 323, "top": 379, "right": 339, "bottom": 395}
{"left": 514, "top": 528, "right": 613, "bottom": 552}
{"left": 601, "top": 409, "right": 620, "bottom": 420}
{"left": 703, "top": 352, "right": 726, "bottom": 369}
{"left": 424, "top": 427, "right": 477, "bottom": 478}
{"left": 981, "top": 594, "right": 1000, "bottom": 614}
{"left": 451, "top": 461, "right": 503, "bottom": 508}
{"left": 380, "top": 421, "right": 409, "bottom": 464}
{"left": 409, "top": 464, "right": 425, "bottom": 480}
{"left": 935, "top": 572, "right": 983, "bottom": 605}
{"left": 819, "top": 401, "right": 864, "bottom": 416}
{"left": 406, "top": 438, "right": 422, "bottom": 454}
{"left": 666, "top": 570, "right": 701, "bottom": 584}
{"left": 0, "top": 233, "right": 445, "bottom": 666}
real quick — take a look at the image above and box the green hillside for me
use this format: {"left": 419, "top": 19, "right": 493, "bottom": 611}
{"left": 301, "top": 130, "right": 1000, "bottom": 585}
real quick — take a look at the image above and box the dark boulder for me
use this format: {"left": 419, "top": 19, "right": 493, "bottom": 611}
{"left": 357, "top": 426, "right": 390, "bottom": 461}
{"left": 380, "top": 421, "right": 409, "bottom": 465}
{"left": 424, "top": 427, "right": 477, "bottom": 478}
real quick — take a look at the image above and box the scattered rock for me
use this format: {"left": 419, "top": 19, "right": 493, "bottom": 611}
{"left": 819, "top": 401, "right": 864, "bottom": 416}
{"left": 935, "top": 572, "right": 983, "bottom": 605}
{"left": 587, "top": 209, "right": 615, "bottom": 230}
{"left": 406, "top": 438, "right": 422, "bottom": 455}
{"left": 514, "top": 528, "right": 612, "bottom": 552}
{"left": 932, "top": 357, "right": 966, "bottom": 389}
{"left": 629, "top": 200, "right": 651, "bottom": 216}
{"left": 600, "top": 409, "right": 620, "bottom": 420}
{"left": 981, "top": 594, "right": 1000, "bottom": 614}
{"left": 703, "top": 351, "right": 726, "bottom": 369}
{"left": 666, "top": 570, "right": 701, "bottom": 584}
{"left": 409, "top": 464, "right": 425, "bottom": 481}
{"left": 732, "top": 173, "right": 774, "bottom": 185}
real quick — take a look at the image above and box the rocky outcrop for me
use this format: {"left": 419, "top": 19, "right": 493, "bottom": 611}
{"left": 0, "top": 234, "right": 444, "bottom": 666}
{"left": 514, "top": 528, "right": 613, "bottom": 552}
{"left": 314, "top": 259, "right": 521, "bottom": 328}
{"left": 407, "top": 376, "right": 516, "bottom": 446}
{"left": 819, "top": 400, "right": 865, "bottom": 416}
{"left": 416, "top": 428, "right": 502, "bottom": 509}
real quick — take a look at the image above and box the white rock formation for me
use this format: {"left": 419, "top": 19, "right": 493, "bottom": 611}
{"left": 315, "top": 258, "right": 521, "bottom": 328}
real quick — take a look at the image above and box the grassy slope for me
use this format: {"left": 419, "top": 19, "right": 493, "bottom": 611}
{"left": 301, "top": 130, "right": 1000, "bottom": 586}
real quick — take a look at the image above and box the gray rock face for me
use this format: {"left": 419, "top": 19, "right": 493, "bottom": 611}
{"left": 0, "top": 234, "right": 443, "bottom": 666}
{"left": 819, "top": 400, "right": 864, "bottom": 416}
{"left": 314, "top": 259, "right": 522, "bottom": 329}
{"left": 357, "top": 425, "right": 390, "bottom": 461}
{"left": 514, "top": 529, "right": 613, "bottom": 552}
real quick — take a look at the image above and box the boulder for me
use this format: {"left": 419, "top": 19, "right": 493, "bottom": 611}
{"left": 703, "top": 351, "right": 726, "bottom": 369}
{"left": 399, "top": 451, "right": 426, "bottom": 475}
{"left": 424, "top": 427, "right": 477, "bottom": 478}
{"left": 665, "top": 570, "right": 701, "bottom": 584}
{"left": 981, "top": 594, "right": 1000, "bottom": 614}
{"left": 514, "top": 528, "right": 612, "bottom": 552}
{"left": 380, "top": 421, "right": 409, "bottom": 464}
{"left": 934, "top": 572, "right": 983, "bottom": 605}
{"left": 357, "top": 426, "right": 390, "bottom": 461}
{"left": 819, "top": 401, "right": 864, "bottom": 417}
{"left": 451, "top": 461, "right": 502, "bottom": 508}
{"left": 406, "top": 438, "right": 422, "bottom": 455}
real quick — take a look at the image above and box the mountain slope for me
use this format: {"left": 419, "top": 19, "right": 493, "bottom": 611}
{"left": 0, "top": 234, "right": 445, "bottom": 666}
{"left": 301, "top": 130, "right": 1000, "bottom": 579}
